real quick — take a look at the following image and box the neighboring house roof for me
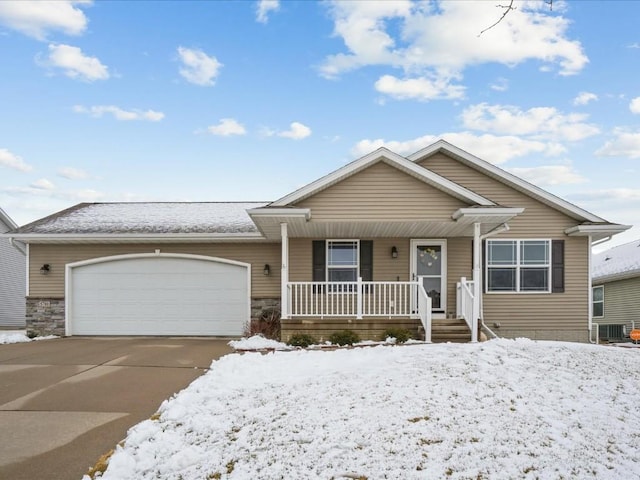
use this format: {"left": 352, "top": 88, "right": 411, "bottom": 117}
{"left": 593, "top": 239, "right": 640, "bottom": 283}
{"left": 8, "top": 202, "right": 267, "bottom": 241}
{"left": 0, "top": 206, "right": 18, "bottom": 233}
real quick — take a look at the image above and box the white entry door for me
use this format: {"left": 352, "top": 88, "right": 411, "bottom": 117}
{"left": 411, "top": 240, "right": 447, "bottom": 315}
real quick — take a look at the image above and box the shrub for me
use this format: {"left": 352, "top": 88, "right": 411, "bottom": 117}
{"left": 287, "top": 333, "right": 317, "bottom": 348}
{"left": 246, "top": 308, "right": 281, "bottom": 340}
{"left": 329, "top": 329, "right": 360, "bottom": 346}
{"left": 380, "top": 328, "right": 414, "bottom": 344}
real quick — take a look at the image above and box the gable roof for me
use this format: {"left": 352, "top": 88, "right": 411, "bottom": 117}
{"left": 592, "top": 239, "right": 640, "bottom": 283}
{"left": 408, "top": 140, "right": 605, "bottom": 223}
{"left": 270, "top": 147, "right": 495, "bottom": 207}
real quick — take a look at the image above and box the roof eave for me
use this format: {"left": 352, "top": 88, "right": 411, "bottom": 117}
{"left": 408, "top": 140, "right": 607, "bottom": 223}
{"left": 593, "top": 270, "right": 640, "bottom": 284}
{"left": 1, "top": 232, "right": 267, "bottom": 244}
{"left": 565, "top": 224, "right": 632, "bottom": 242}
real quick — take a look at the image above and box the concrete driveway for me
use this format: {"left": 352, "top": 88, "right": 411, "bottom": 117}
{"left": 0, "top": 337, "right": 233, "bottom": 480}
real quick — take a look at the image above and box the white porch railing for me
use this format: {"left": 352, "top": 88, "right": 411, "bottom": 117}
{"left": 456, "top": 277, "right": 478, "bottom": 342}
{"left": 287, "top": 279, "right": 432, "bottom": 342}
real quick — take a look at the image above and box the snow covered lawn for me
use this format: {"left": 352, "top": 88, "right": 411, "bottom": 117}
{"left": 95, "top": 339, "right": 640, "bottom": 479}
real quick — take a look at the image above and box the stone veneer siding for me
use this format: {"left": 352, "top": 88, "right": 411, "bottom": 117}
{"left": 26, "top": 297, "right": 65, "bottom": 337}
{"left": 25, "top": 296, "right": 282, "bottom": 338}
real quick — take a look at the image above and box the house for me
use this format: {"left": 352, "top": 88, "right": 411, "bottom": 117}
{"left": 3, "top": 140, "right": 630, "bottom": 342}
{"left": 591, "top": 240, "right": 640, "bottom": 342}
{"left": 0, "top": 207, "right": 26, "bottom": 329}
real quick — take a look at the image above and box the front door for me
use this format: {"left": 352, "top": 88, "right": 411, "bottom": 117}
{"left": 411, "top": 240, "right": 447, "bottom": 315}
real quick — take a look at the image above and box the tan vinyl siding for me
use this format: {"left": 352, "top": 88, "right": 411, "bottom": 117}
{"left": 483, "top": 236, "right": 590, "bottom": 330}
{"left": 289, "top": 238, "right": 411, "bottom": 283}
{"left": 29, "top": 243, "right": 281, "bottom": 298}
{"left": 419, "top": 152, "right": 591, "bottom": 332}
{"left": 295, "top": 161, "right": 468, "bottom": 221}
{"left": 599, "top": 277, "right": 640, "bottom": 328}
{"left": 419, "top": 153, "right": 579, "bottom": 235}
{"left": 447, "top": 238, "right": 472, "bottom": 318}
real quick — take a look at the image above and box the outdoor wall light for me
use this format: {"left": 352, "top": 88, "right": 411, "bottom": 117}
{"left": 263, "top": 264, "right": 271, "bottom": 276}
{"left": 391, "top": 246, "right": 398, "bottom": 259}
{"left": 40, "top": 264, "right": 51, "bottom": 275}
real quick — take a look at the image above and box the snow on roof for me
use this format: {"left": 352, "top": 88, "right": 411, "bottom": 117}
{"left": 592, "top": 239, "right": 640, "bottom": 281}
{"left": 13, "top": 202, "right": 268, "bottom": 235}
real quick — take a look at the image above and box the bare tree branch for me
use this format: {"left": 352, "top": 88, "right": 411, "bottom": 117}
{"left": 478, "top": 0, "right": 553, "bottom": 37}
{"left": 478, "top": 0, "right": 515, "bottom": 37}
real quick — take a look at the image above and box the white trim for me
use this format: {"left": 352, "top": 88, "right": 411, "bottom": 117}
{"left": 0, "top": 206, "right": 18, "bottom": 230}
{"left": 410, "top": 239, "right": 447, "bottom": 315}
{"left": 452, "top": 207, "right": 525, "bottom": 221}
{"left": 5, "top": 232, "right": 266, "bottom": 243}
{"left": 25, "top": 243, "right": 30, "bottom": 297}
{"left": 280, "top": 223, "right": 289, "bottom": 320}
{"left": 565, "top": 224, "right": 631, "bottom": 237}
{"left": 592, "top": 285, "right": 604, "bottom": 319}
{"left": 408, "top": 139, "right": 608, "bottom": 223}
{"left": 270, "top": 147, "right": 494, "bottom": 207}
{"left": 247, "top": 208, "right": 311, "bottom": 219}
{"left": 65, "top": 252, "right": 251, "bottom": 336}
{"left": 485, "top": 239, "right": 552, "bottom": 294}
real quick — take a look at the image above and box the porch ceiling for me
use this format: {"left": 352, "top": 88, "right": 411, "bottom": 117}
{"left": 251, "top": 214, "right": 520, "bottom": 239}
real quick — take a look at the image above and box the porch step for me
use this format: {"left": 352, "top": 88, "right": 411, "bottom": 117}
{"left": 430, "top": 318, "right": 472, "bottom": 343}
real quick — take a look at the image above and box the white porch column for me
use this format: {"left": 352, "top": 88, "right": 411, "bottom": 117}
{"left": 280, "top": 222, "right": 289, "bottom": 320}
{"left": 471, "top": 222, "right": 481, "bottom": 343}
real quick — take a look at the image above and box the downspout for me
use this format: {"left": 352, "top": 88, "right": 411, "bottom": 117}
{"left": 9, "top": 236, "right": 27, "bottom": 255}
{"left": 477, "top": 223, "right": 511, "bottom": 339}
{"left": 588, "top": 234, "right": 597, "bottom": 344}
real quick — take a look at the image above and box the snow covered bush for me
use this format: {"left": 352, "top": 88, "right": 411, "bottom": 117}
{"left": 380, "top": 328, "right": 414, "bottom": 343}
{"left": 329, "top": 329, "right": 360, "bottom": 346}
{"left": 287, "top": 333, "right": 317, "bottom": 348}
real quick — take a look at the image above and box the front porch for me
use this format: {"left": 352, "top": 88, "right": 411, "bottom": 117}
{"left": 282, "top": 277, "right": 478, "bottom": 343}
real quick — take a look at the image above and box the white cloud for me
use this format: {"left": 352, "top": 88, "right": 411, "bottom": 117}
{"left": 374, "top": 74, "right": 465, "bottom": 101}
{"left": 490, "top": 77, "right": 509, "bottom": 92}
{"left": 0, "top": 148, "right": 33, "bottom": 172}
{"left": 207, "top": 118, "right": 246, "bottom": 136}
{"left": 57, "top": 166, "right": 89, "bottom": 180}
{"left": 568, "top": 188, "right": 640, "bottom": 202}
{"left": 629, "top": 97, "right": 640, "bottom": 114}
{"left": 573, "top": 91, "right": 598, "bottom": 106}
{"left": 40, "top": 43, "right": 109, "bottom": 81}
{"left": 3, "top": 185, "right": 103, "bottom": 202}
{"left": 30, "top": 178, "right": 55, "bottom": 190}
{"left": 278, "top": 122, "right": 312, "bottom": 140}
{"left": 595, "top": 130, "right": 640, "bottom": 158}
{"left": 73, "top": 105, "right": 164, "bottom": 121}
{"left": 507, "top": 165, "right": 587, "bottom": 186}
{"left": 321, "top": 1, "right": 587, "bottom": 98}
{"left": 351, "top": 131, "right": 564, "bottom": 164}
{"left": 256, "top": 0, "right": 279, "bottom": 24}
{"left": 461, "top": 103, "right": 600, "bottom": 141}
{"left": 177, "top": 47, "right": 222, "bottom": 86}
{"left": 0, "top": 0, "right": 89, "bottom": 40}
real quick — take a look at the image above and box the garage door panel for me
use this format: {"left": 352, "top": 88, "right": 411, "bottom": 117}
{"left": 70, "top": 256, "right": 248, "bottom": 336}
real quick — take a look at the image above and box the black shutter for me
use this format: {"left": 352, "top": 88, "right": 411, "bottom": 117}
{"left": 552, "top": 240, "right": 565, "bottom": 293}
{"left": 312, "top": 240, "right": 326, "bottom": 282}
{"left": 360, "top": 240, "right": 373, "bottom": 281}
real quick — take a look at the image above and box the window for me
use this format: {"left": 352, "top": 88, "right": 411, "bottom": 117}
{"left": 592, "top": 285, "right": 604, "bottom": 318}
{"left": 327, "top": 240, "right": 359, "bottom": 283}
{"left": 486, "top": 240, "right": 550, "bottom": 293}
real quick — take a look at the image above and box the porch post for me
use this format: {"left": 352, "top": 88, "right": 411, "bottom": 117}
{"left": 280, "top": 222, "right": 289, "bottom": 320}
{"left": 471, "top": 222, "right": 481, "bottom": 343}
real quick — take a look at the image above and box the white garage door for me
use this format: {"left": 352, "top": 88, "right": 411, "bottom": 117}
{"left": 68, "top": 254, "right": 249, "bottom": 336}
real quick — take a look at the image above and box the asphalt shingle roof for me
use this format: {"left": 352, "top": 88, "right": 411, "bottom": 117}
{"left": 592, "top": 239, "right": 640, "bottom": 281}
{"left": 12, "top": 202, "right": 268, "bottom": 235}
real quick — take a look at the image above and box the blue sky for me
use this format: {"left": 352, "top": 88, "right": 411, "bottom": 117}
{"left": 0, "top": 0, "right": 638, "bottom": 249}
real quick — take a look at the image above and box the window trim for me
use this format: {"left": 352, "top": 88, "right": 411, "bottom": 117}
{"left": 592, "top": 285, "right": 604, "bottom": 318}
{"left": 326, "top": 239, "right": 360, "bottom": 288}
{"left": 485, "top": 239, "right": 552, "bottom": 294}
